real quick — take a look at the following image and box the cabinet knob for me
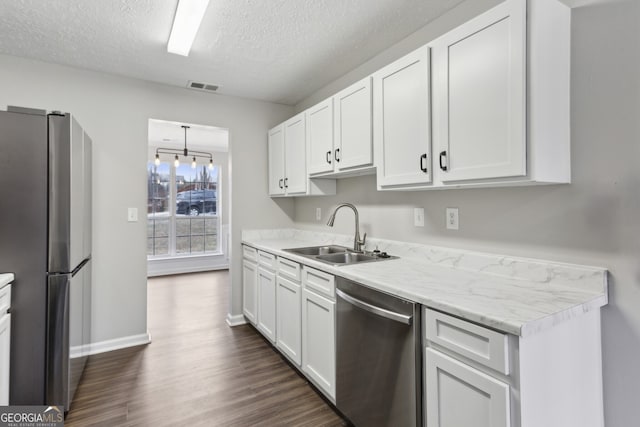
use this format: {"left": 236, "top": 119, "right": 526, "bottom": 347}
{"left": 334, "top": 148, "right": 341, "bottom": 162}
{"left": 284, "top": 177, "right": 289, "bottom": 188}
{"left": 326, "top": 151, "right": 332, "bottom": 164}
{"left": 439, "top": 151, "right": 448, "bottom": 172}
{"left": 420, "top": 153, "right": 428, "bottom": 173}
{"left": 279, "top": 178, "right": 284, "bottom": 189}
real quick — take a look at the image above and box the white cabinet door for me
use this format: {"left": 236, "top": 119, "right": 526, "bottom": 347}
{"left": 334, "top": 77, "right": 373, "bottom": 171}
{"left": 0, "top": 313, "right": 10, "bottom": 406}
{"left": 283, "top": 113, "right": 307, "bottom": 195}
{"left": 257, "top": 267, "right": 277, "bottom": 343}
{"left": 276, "top": 276, "right": 301, "bottom": 366}
{"left": 242, "top": 259, "right": 258, "bottom": 325}
{"left": 432, "top": 0, "right": 526, "bottom": 182}
{"left": 301, "top": 288, "right": 335, "bottom": 399}
{"left": 374, "top": 46, "right": 431, "bottom": 188}
{"left": 268, "top": 125, "right": 285, "bottom": 196}
{"left": 307, "top": 99, "right": 334, "bottom": 175}
{"left": 425, "top": 348, "right": 511, "bottom": 427}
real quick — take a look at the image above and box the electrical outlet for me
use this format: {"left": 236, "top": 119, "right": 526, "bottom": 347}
{"left": 446, "top": 208, "right": 459, "bottom": 230}
{"left": 316, "top": 208, "right": 322, "bottom": 221}
{"left": 414, "top": 208, "right": 425, "bottom": 227}
{"left": 128, "top": 207, "right": 138, "bottom": 222}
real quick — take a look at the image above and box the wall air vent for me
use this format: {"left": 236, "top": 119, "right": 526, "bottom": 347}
{"left": 187, "top": 81, "right": 219, "bottom": 93}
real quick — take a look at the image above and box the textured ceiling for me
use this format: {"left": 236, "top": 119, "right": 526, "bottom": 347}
{"left": 0, "top": 0, "right": 463, "bottom": 105}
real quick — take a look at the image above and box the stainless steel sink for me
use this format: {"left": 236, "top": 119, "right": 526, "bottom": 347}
{"left": 283, "top": 245, "right": 397, "bottom": 266}
{"left": 316, "top": 252, "right": 377, "bottom": 264}
{"left": 284, "top": 245, "right": 350, "bottom": 256}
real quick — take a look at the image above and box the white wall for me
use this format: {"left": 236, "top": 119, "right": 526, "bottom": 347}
{"left": 0, "top": 54, "right": 295, "bottom": 344}
{"left": 293, "top": 1, "right": 640, "bottom": 426}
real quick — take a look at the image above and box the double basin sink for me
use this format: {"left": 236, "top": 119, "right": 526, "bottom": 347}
{"left": 283, "top": 245, "right": 397, "bottom": 266}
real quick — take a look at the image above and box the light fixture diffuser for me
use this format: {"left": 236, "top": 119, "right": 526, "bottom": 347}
{"left": 167, "top": 0, "right": 210, "bottom": 56}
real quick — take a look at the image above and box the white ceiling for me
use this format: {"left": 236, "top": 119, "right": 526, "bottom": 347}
{"left": 148, "top": 119, "right": 228, "bottom": 152}
{"left": 0, "top": 0, "right": 463, "bottom": 105}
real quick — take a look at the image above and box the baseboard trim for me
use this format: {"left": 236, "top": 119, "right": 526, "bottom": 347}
{"left": 226, "top": 313, "right": 247, "bottom": 327}
{"left": 84, "top": 332, "right": 152, "bottom": 356}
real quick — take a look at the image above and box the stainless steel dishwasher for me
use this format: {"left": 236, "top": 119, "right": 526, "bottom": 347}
{"left": 336, "top": 277, "right": 421, "bottom": 427}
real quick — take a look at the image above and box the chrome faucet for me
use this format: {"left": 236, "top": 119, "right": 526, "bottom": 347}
{"left": 326, "top": 203, "right": 367, "bottom": 252}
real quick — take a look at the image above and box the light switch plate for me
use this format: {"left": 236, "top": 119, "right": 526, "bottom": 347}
{"left": 316, "top": 208, "right": 322, "bottom": 221}
{"left": 414, "top": 208, "right": 425, "bottom": 227}
{"left": 446, "top": 208, "right": 459, "bottom": 230}
{"left": 128, "top": 207, "right": 138, "bottom": 222}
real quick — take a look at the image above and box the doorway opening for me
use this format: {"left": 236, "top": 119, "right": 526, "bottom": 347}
{"left": 146, "top": 119, "right": 230, "bottom": 276}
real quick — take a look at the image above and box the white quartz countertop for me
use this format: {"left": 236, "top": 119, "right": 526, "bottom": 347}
{"left": 0, "top": 273, "right": 14, "bottom": 289}
{"left": 242, "top": 230, "right": 608, "bottom": 337}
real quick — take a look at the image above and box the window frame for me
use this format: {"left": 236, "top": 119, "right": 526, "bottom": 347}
{"left": 147, "top": 160, "right": 222, "bottom": 259}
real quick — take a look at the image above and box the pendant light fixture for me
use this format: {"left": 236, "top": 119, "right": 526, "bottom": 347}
{"left": 155, "top": 125, "right": 214, "bottom": 170}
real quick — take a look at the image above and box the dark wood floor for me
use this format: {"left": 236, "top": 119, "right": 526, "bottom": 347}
{"left": 65, "top": 271, "right": 346, "bottom": 426}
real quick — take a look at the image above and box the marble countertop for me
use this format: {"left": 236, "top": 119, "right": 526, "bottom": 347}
{"left": 242, "top": 229, "right": 608, "bottom": 337}
{"left": 0, "top": 273, "right": 14, "bottom": 289}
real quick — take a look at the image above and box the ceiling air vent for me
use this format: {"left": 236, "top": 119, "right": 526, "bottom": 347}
{"left": 187, "top": 81, "right": 219, "bottom": 93}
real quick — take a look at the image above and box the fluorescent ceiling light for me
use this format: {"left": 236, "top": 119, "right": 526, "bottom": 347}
{"left": 167, "top": 0, "right": 210, "bottom": 56}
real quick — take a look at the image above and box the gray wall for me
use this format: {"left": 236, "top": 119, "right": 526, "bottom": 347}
{"left": 292, "top": 1, "right": 640, "bottom": 426}
{"left": 0, "top": 54, "right": 295, "bottom": 344}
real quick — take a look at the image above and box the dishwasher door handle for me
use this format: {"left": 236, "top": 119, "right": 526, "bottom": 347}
{"left": 336, "top": 289, "right": 413, "bottom": 325}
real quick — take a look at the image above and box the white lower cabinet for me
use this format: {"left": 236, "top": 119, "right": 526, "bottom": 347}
{"left": 301, "top": 287, "right": 336, "bottom": 400}
{"left": 0, "top": 314, "right": 10, "bottom": 406}
{"left": 424, "top": 307, "right": 604, "bottom": 427}
{"left": 0, "top": 283, "right": 11, "bottom": 406}
{"left": 242, "top": 258, "right": 258, "bottom": 324}
{"left": 244, "top": 247, "right": 336, "bottom": 400}
{"left": 276, "top": 276, "right": 301, "bottom": 365}
{"left": 257, "top": 266, "right": 277, "bottom": 343}
{"left": 425, "top": 348, "right": 510, "bottom": 427}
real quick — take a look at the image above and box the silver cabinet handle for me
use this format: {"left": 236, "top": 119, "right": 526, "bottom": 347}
{"left": 336, "top": 289, "right": 412, "bottom": 325}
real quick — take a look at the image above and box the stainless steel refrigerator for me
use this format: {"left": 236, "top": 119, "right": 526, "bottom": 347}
{"left": 0, "top": 106, "right": 92, "bottom": 411}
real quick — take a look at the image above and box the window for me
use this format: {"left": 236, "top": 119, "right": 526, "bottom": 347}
{"left": 147, "top": 162, "right": 221, "bottom": 258}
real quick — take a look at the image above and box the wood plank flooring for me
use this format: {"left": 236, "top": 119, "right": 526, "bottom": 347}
{"left": 65, "top": 271, "right": 346, "bottom": 426}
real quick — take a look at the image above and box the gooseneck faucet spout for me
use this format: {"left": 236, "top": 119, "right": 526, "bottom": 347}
{"left": 326, "top": 203, "right": 367, "bottom": 252}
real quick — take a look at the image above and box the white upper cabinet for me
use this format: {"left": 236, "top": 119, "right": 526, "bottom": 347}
{"left": 333, "top": 77, "right": 373, "bottom": 173}
{"left": 268, "top": 114, "right": 336, "bottom": 198}
{"left": 307, "top": 99, "right": 334, "bottom": 175}
{"left": 268, "top": 0, "right": 570, "bottom": 194}
{"left": 432, "top": 0, "right": 570, "bottom": 187}
{"left": 283, "top": 113, "right": 308, "bottom": 195}
{"left": 432, "top": 0, "right": 525, "bottom": 183}
{"left": 373, "top": 46, "right": 432, "bottom": 189}
{"left": 307, "top": 77, "right": 374, "bottom": 178}
{"left": 268, "top": 125, "right": 285, "bottom": 196}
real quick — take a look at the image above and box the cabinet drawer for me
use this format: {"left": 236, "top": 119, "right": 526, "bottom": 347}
{"left": 257, "top": 250, "right": 277, "bottom": 270}
{"left": 0, "top": 285, "right": 10, "bottom": 315}
{"left": 302, "top": 267, "right": 335, "bottom": 299}
{"left": 425, "top": 308, "right": 509, "bottom": 375}
{"left": 242, "top": 245, "right": 257, "bottom": 262}
{"left": 278, "top": 257, "right": 301, "bottom": 282}
{"left": 425, "top": 348, "right": 511, "bottom": 427}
